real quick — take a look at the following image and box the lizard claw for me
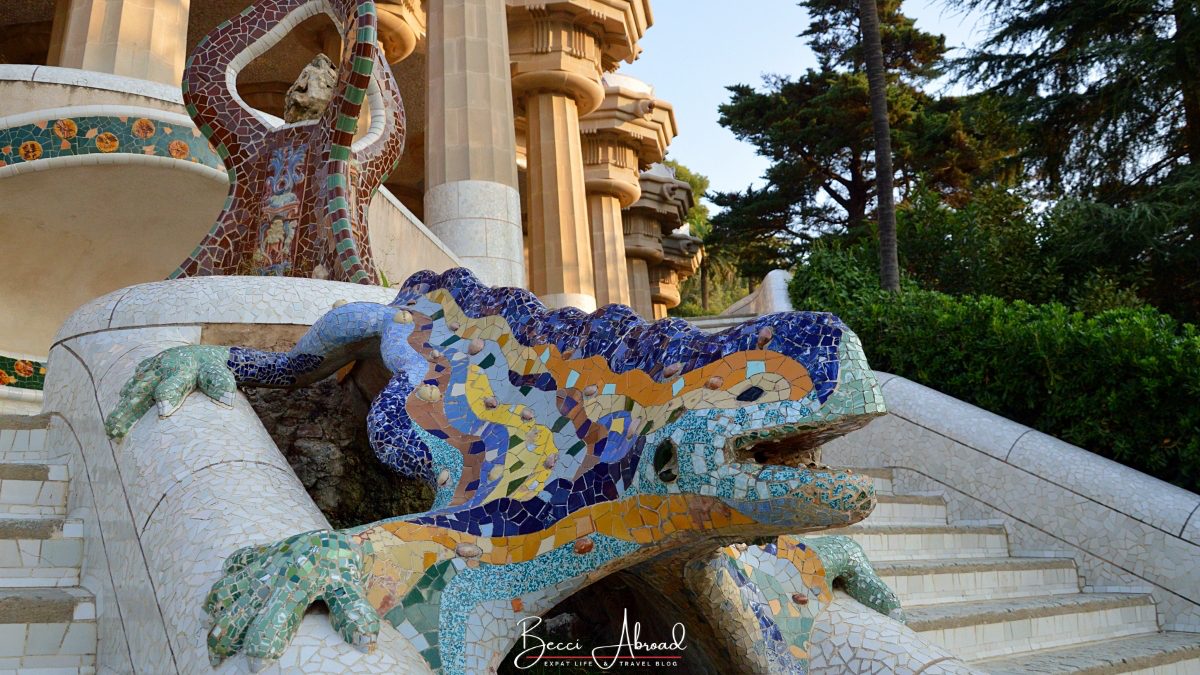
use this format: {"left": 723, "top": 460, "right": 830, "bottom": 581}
{"left": 105, "top": 345, "right": 234, "bottom": 439}
{"left": 204, "top": 530, "right": 379, "bottom": 665}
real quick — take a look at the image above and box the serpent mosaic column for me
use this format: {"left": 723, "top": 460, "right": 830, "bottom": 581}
{"left": 174, "top": 0, "right": 406, "bottom": 284}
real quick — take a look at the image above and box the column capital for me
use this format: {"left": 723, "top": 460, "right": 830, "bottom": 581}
{"left": 377, "top": 1, "right": 427, "bottom": 63}
{"left": 579, "top": 73, "right": 677, "bottom": 207}
{"left": 651, "top": 232, "right": 703, "bottom": 316}
{"left": 626, "top": 163, "right": 693, "bottom": 234}
{"left": 507, "top": 0, "right": 652, "bottom": 115}
{"left": 298, "top": 1, "right": 425, "bottom": 63}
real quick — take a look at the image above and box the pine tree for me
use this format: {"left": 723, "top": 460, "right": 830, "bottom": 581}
{"left": 709, "top": 0, "right": 1017, "bottom": 279}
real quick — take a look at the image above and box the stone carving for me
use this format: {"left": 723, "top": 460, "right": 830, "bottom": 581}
{"left": 174, "top": 0, "right": 405, "bottom": 283}
{"left": 105, "top": 268, "right": 898, "bottom": 673}
{"left": 283, "top": 54, "right": 339, "bottom": 124}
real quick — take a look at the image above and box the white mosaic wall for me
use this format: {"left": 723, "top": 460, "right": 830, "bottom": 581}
{"left": 43, "top": 277, "right": 431, "bottom": 673}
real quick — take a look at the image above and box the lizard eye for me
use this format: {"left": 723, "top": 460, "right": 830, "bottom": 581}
{"left": 653, "top": 440, "right": 678, "bottom": 483}
{"left": 736, "top": 386, "right": 765, "bottom": 402}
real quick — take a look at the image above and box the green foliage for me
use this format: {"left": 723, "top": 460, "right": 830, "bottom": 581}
{"left": 951, "top": 0, "right": 1200, "bottom": 197}
{"left": 790, "top": 246, "right": 1200, "bottom": 492}
{"left": 663, "top": 159, "right": 712, "bottom": 238}
{"left": 708, "top": 0, "right": 1020, "bottom": 280}
{"left": 663, "top": 160, "right": 751, "bottom": 317}
{"left": 671, "top": 261, "right": 751, "bottom": 317}
{"left": 893, "top": 183, "right": 1061, "bottom": 305}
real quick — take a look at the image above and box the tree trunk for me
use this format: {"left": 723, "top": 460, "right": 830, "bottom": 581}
{"left": 858, "top": 0, "right": 901, "bottom": 292}
{"left": 700, "top": 262, "right": 710, "bottom": 312}
{"left": 1174, "top": 0, "right": 1200, "bottom": 165}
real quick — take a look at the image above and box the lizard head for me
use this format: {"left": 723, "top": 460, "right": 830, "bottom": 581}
{"left": 629, "top": 311, "right": 884, "bottom": 540}
{"left": 383, "top": 269, "right": 883, "bottom": 551}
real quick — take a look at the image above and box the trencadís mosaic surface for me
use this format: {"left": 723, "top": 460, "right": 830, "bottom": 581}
{"left": 106, "top": 267, "right": 894, "bottom": 673}
{"left": 173, "top": 0, "right": 405, "bottom": 284}
{"left": 0, "top": 353, "right": 46, "bottom": 390}
{"left": 0, "top": 115, "right": 220, "bottom": 171}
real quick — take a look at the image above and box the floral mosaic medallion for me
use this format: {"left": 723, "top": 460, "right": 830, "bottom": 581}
{"left": 0, "top": 116, "right": 220, "bottom": 170}
{"left": 106, "top": 267, "right": 900, "bottom": 673}
{"left": 0, "top": 354, "right": 47, "bottom": 390}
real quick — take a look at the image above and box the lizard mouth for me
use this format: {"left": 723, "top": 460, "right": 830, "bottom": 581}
{"left": 725, "top": 415, "right": 877, "bottom": 468}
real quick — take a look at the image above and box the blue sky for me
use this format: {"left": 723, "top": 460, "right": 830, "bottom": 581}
{"left": 621, "top": 0, "right": 990, "bottom": 200}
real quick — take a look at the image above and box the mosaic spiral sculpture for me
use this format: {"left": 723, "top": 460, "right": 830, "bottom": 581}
{"left": 105, "top": 268, "right": 901, "bottom": 673}
{"left": 174, "top": 0, "right": 405, "bottom": 283}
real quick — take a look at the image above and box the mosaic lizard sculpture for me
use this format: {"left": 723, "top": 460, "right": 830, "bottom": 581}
{"left": 174, "top": 0, "right": 405, "bottom": 283}
{"left": 104, "top": 268, "right": 899, "bottom": 673}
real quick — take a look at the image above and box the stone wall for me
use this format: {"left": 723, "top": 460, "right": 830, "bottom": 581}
{"left": 244, "top": 375, "right": 432, "bottom": 529}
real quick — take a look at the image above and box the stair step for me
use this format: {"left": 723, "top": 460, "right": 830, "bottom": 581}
{"left": 905, "top": 593, "right": 1158, "bottom": 662}
{"left": 0, "top": 517, "right": 83, "bottom": 587}
{"left": 0, "top": 423, "right": 48, "bottom": 463}
{"left": 0, "top": 588, "right": 96, "bottom": 670}
{"left": 845, "top": 467, "right": 893, "bottom": 495}
{"left": 865, "top": 494, "right": 947, "bottom": 525}
{"left": 974, "top": 631, "right": 1200, "bottom": 674}
{"left": 823, "top": 524, "right": 1010, "bottom": 561}
{"left": 0, "top": 464, "right": 67, "bottom": 516}
{"left": 875, "top": 557, "right": 1080, "bottom": 606}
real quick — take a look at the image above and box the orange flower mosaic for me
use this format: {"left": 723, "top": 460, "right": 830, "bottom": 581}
{"left": 168, "top": 139, "right": 190, "bottom": 159}
{"left": 53, "top": 119, "right": 78, "bottom": 140}
{"left": 12, "top": 360, "right": 34, "bottom": 378}
{"left": 132, "top": 118, "right": 156, "bottom": 138}
{"left": 18, "top": 141, "right": 42, "bottom": 161}
{"left": 0, "top": 371, "right": 14, "bottom": 386}
{"left": 95, "top": 132, "right": 119, "bottom": 153}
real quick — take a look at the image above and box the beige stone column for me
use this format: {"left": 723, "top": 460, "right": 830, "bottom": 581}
{"left": 585, "top": 181, "right": 634, "bottom": 307}
{"left": 622, "top": 209, "right": 664, "bottom": 318}
{"left": 523, "top": 89, "right": 599, "bottom": 310}
{"left": 52, "top": 0, "right": 191, "bottom": 85}
{"left": 579, "top": 73, "right": 677, "bottom": 307}
{"left": 509, "top": 0, "right": 651, "bottom": 311}
{"left": 622, "top": 163, "right": 695, "bottom": 319}
{"left": 653, "top": 231, "right": 703, "bottom": 318}
{"left": 424, "top": 0, "right": 525, "bottom": 287}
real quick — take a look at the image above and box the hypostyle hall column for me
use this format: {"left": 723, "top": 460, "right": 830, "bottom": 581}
{"left": 51, "top": 0, "right": 191, "bottom": 85}
{"left": 508, "top": 0, "right": 650, "bottom": 311}
{"left": 622, "top": 163, "right": 694, "bottom": 318}
{"left": 424, "top": 0, "right": 526, "bottom": 287}
{"left": 579, "top": 74, "right": 677, "bottom": 307}
{"left": 653, "top": 231, "right": 703, "bottom": 319}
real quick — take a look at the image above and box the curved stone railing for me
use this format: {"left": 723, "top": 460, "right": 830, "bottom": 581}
{"left": 732, "top": 268, "right": 1200, "bottom": 631}
{"left": 720, "top": 269, "right": 794, "bottom": 317}
{"left": 823, "top": 373, "right": 1200, "bottom": 631}
{"left": 44, "top": 277, "right": 433, "bottom": 673}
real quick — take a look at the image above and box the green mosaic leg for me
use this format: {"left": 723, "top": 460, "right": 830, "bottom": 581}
{"left": 104, "top": 345, "right": 234, "bottom": 439}
{"left": 806, "top": 535, "right": 905, "bottom": 621}
{"left": 204, "top": 530, "right": 379, "bottom": 670}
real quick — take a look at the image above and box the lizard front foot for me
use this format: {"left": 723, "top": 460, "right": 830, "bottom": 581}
{"left": 204, "top": 530, "right": 380, "bottom": 670}
{"left": 104, "top": 345, "right": 235, "bottom": 439}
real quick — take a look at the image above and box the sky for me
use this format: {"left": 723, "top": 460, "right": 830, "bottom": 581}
{"left": 621, "top": 0, "right": 992, "bottom": 201}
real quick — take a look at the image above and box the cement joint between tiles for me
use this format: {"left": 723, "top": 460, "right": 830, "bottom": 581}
{"left": 1004, "top": 428, "right": 1034, "bottom": 461}
{"left": 139, "top": 459, "right": 299, "bottom": 536}
{"left": 911, "top": 655, "right": 969, "bottom": 674}
{"left": 1181, "top": 502, "right": 1200, "bottom": 539}
{"left": 886, "top": 465, "right": 1200, "bottom": 611}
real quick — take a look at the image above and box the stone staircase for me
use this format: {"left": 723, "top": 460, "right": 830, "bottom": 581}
{"left": 0, "top": 416, "right": 96, "bottom": 673}
{"left": 831, "top": 468, "right": 1200, "bottom": 674}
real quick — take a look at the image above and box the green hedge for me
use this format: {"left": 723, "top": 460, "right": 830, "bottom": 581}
{"left": 790, "top": 247, "right": 1200, "bottom": 494}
